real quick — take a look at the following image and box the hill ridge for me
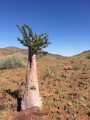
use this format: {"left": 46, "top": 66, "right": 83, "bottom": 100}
{"left": 0, "top": 46, "right": 90, "bottom": 59}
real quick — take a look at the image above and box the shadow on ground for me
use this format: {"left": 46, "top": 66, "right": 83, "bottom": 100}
{"left": 5, "top": 89, "right": 22, "bottom": 111}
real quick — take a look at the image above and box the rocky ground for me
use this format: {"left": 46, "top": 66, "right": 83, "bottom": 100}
{"left": 0, "top": 47, "right": 90, "bottom": 120}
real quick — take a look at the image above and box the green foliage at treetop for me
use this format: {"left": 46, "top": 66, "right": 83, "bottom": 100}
{"left": 16, "top": 24, "right": 51, "bottom": 57}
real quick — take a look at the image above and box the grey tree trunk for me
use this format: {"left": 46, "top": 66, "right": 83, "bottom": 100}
{"left": 21, "top": 54, "right": 42, "bottom": 110}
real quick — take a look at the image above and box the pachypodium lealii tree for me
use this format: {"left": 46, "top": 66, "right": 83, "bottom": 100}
{"left": 16, "top": 24, "right": 51, "bottom": 110}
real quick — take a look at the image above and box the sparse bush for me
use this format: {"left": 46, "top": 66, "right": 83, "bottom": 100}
{"left": 44, "top": 70, "right": 54, "bottom": 77}
{"left": 0, "top": 55, "right": 26, "bottom": 69}
{"left": 86, "top": 55, "right": 90, "bottom": 59}
{"left": 73, "top": 66, "right": 79, "bottom": 70}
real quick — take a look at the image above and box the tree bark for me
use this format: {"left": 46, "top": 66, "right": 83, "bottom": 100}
{"left": 21, "top": 47, "right": 42, "bottom": 110}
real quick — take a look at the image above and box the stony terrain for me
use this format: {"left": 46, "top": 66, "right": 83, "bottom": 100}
{"left": 0, "top": 47, "right": 90, "bottom": 120}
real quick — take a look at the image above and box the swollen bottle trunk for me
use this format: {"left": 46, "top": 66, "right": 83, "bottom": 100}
{"left": 21, "top": 54, "right": 42, "bottom": 110}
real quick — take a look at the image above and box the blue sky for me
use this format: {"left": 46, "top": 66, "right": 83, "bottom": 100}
{"left": 0, "top": 0, "right": 90, "bottom": 56}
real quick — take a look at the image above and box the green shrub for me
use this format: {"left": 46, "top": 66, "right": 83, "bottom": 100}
{"left": 73, "top": 66, "right": 79, "bottom": 70}
{"left": 0, "top": 55, "right": 26, "bottom": 69}
{"left": 44, "top": 70, "right": 54, "bottom": 77}
{"left": 86, "top": 55, "right": 90, "bottom": 59}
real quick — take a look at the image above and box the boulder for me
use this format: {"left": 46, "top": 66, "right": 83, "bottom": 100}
{"left": 64, "top": 66, "right": 73, "bottom": 70}
{"left": 6, "top": 106, "right": 48, "bottom": 120}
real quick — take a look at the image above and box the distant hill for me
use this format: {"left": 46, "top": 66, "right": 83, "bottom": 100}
{"left": 0, "top": 46, "right": 90, "bottom": 60}
{"left": 0, "top": 46, "right": 27, "bottom": 60}
{"left": 0, "top": 46, "right": 63, "bottom": 60}
{"left": 74, "top": 50, "right": 90, "bottom": 57}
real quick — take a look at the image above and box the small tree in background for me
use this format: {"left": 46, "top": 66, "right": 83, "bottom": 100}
{"left": 16, "top": 24, "right": 51, "bottom": 110}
